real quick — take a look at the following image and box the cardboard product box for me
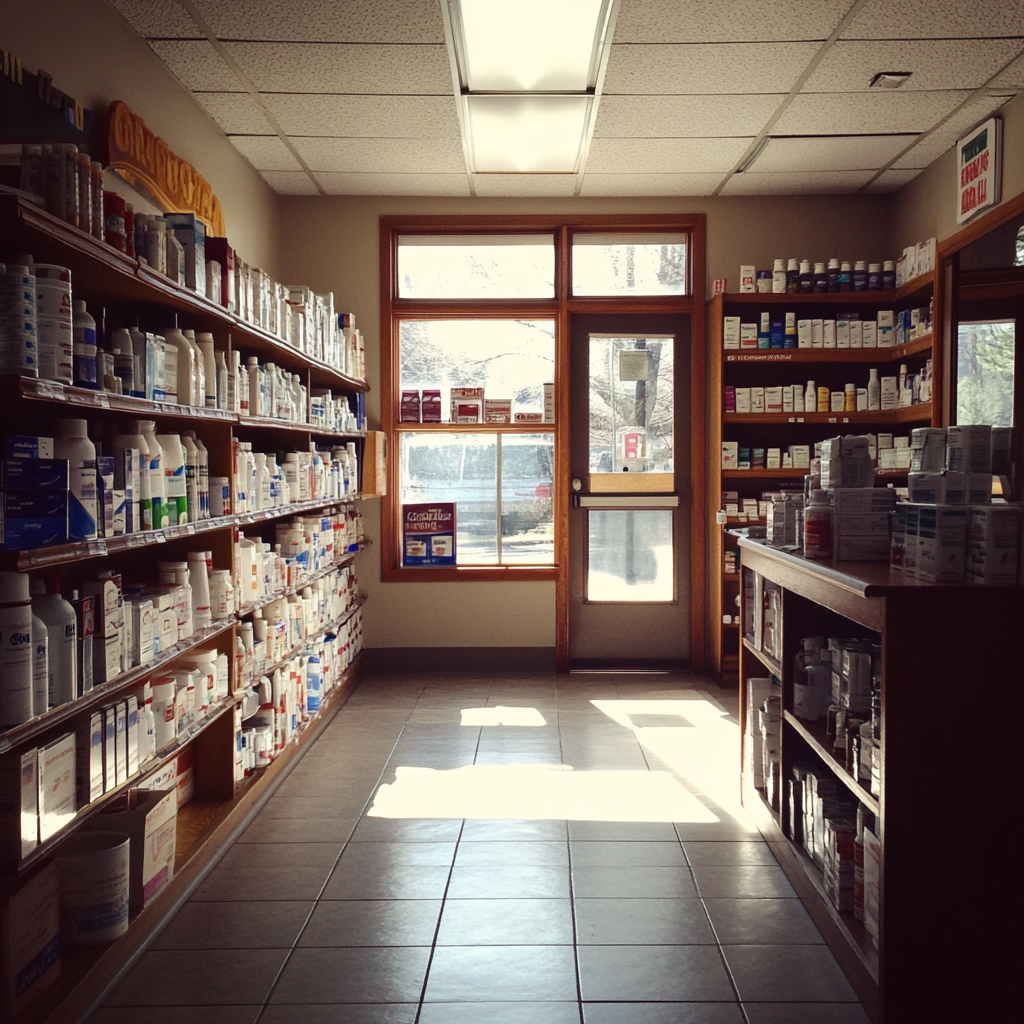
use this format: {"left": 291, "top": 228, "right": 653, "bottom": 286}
{"left": 831, "top": 487, "right": 896, "bottom": 514}
{"left": 910, "top": 427, "right": 946, "bottom": 472}
{"left": 836, "top": 319, "right": 850, "bottom": 348}
{"left": 745, "top": 677, "right": 774, "bottom": 787}
{"left": 3, "top": 436, "right": 54, "bottom": 459}
{"left": 70, "top": 593, "right": 94, "bottom": 697}
{"left": 750, "top": 387, "right": 765, "bottom": 414}
{"left": 902, "top": 504, "right": 922, "bottom": 578}
{"left": 1, "top": 458, "right": 69, "bottom": 490}
{"left": 863, "top": 824, "right": 881, "bottom": 946}
{"left": 721, "top": 442, "right": 739, "bottom": 470}
{"left": 967, "top": 504, "right": 1020, "bottom": 585}
{"left": 734, "top": 387, "right": 751, "bottom": 414}
{"left": 740, "top": 323, "right": 758, "bottom": 349}
{"left": 766, "top": 448, "right": 781, "bottom": 470}
{"left": 91, "top": 788, "right": 177, "bottom": 910}
{"left": 991, "top": 426, "right": 1017, "bottom": 476}
{"left": 723, "top": 316, "right": 741, "bottom": 349}
{"left": 0, "top": 748, "right": 38, "bottom": 860}
{"left": 917, "top": 505, "right": 969, "bottom": 583}
{"left": 1, "top": 861, "right": 61, "bottom": 1017}
{"left": 400, "top": 390, "right": 421, "bottom": 422}
{"left": 823, "top": 320, "right": 836, "bottom": 348}
{"left": 37, "top": 733, "right": 76, "bottom": 842}
{"left": 889, "top": 505, "right": 906, "bottom": 572}
{"left": 849, "top": 320, "right": 863, "bottom": 349}
{"left": 833, "top": 512, "right": 892, "bottom": 537}
{"left": 450, "top": 387, "right": 484, "bottom": 423}
{"left": 174, "top": 747, "right": 195, "bottom": 808}
{"left": 862, "top": 321, "right": 877, "bottom": 348}
{"left": 908, "top": 471, "right": 945, "bottom": 504}
{"left": 789, "top": 445, "right": 810, "bottom": 469}
{"left": 421, "top": 390, "right": 442, "bottom": 423}
{"left": 360, "top": 431, "right": 387, "bottom": 498}
{"left": 74, "top": 713, "right": 104, "bottom": 806}
{"left": 484, "top": 398, "right": 512, "bottom": 424}
{"left": 102, "top": 707, "right": 117, "bottom": 793}
{"left": 739, "top": 267, "right": 755, "bottom": 293}
{"left": 797, "top": 319, "right": 812, "bottom": 348}
{"left": 946, "top": 425, "right": 992, "bottom": 473}
{"left": 782, "top": 386, "right": 794, "bottom": 413}
{"left": 821, "top": 455, "right": 874, "bottom": 490}
{"left": 166, "top": 214, "right": 207, "bottom": 297}
{"left": 765, "top": 387, "right": 783, "bottom": 414}
{"left": 834, "top": 534, "right": 892, "bottom": 561}
{"left": 876, "top": 310, "right": 894, "bottom": 347}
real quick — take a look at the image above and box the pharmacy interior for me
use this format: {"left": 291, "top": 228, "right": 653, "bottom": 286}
{"left": 1, "top": 1, "right": 1024, "bottom": 1022}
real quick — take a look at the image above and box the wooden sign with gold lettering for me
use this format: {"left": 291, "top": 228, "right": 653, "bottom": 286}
{"left": 105, "top": 100, "right": 225, "bottom": 236}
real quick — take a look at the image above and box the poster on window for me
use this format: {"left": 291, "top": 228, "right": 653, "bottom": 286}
{"left": 403, "top": 502, "right": 456, "bottom": 566}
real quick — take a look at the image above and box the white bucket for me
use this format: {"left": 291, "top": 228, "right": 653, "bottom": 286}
{"left": 58, "top": 830, "right": 131, "bottom": 945}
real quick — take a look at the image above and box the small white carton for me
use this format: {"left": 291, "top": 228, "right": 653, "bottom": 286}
{"left": 946, "top": 425, "right": 992, "bottom": 473}
{"left": 74, "top": 712, "right": 104, "bottom": 805}
{"left": 917, "top": 505, "right": 968, "bottom": 583}
{"left": 37, "top": 733, "right": 76, "bottom": 843}
{"left": 967, "top": 504, "right": 1020, "bottom": 585}
{"left": 723, "top": 316, "right": 741, "bottom": 349}
{"left": 0, "top": 749, "right": 38, "bottom": 860}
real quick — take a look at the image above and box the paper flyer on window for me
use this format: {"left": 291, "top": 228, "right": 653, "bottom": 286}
{"left": 402, "top": 502, "right": 456, "bottom": 566}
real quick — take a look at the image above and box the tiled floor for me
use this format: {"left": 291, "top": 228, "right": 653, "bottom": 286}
{"left": 91, "top": 672, "right": 870, "bottom": 1024}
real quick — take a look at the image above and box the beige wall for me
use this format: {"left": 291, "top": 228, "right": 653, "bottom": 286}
{"left": 891, "top": 91, "right": 1024, "bottom": 252}
{"left": 1, "top": 0, "right": 280, "bottom": 273}
{"left": 278, "top": 192, "right": 894, "bottom": 650}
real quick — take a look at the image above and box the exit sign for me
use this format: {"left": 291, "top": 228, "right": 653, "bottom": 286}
{"left": 956, "top": 117, "right": 1001, "bottom": 225}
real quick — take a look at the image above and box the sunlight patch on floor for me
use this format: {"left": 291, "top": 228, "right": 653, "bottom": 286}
{"left": 460, "top": 706, "right": 548, "bottom": 726}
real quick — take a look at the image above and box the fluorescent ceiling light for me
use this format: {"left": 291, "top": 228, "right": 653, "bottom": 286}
{"left": 458, "top": 0, "right": 606, "bottom": 92}
{"left": 467, "top": 95, "right": 590, "bottom": 172}
{"left": 751, "top": 135, "right": 918, "bottom": 172}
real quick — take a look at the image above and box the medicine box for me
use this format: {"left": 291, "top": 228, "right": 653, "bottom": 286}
{"left": 723, "top": 316, "right": 740, "bottom": 349}
{"left": 0, "top": 749, "right": 38, "bottom": 860}
{"left": 484, "top": 399, "right": 512, "bottom": 423}
{"left": 721, "top": 442, "right": 738, "bottom": 470}
{"left": 946, "top": 425, "right": 992, "bottom": 473}
{"left": 740, "top": 323, "right": 758, "bottom": 349}
{"left": 1, "top": 458, "right": 68, "bottom": 490}
{"left": 74, "top": 713, "right": 104, "bottom": 806}
{"left": 917, "top": 505, "right": 969, "bottom": 582}
{"left": 420, "top": 390, "right": 442, "bottom": 423}
{"left": 967, "top": 504, "right": 1020, "bottom": 585}
{"left": 400, "top": 390, "right": 421, "bottom": 422}
{"left": 0, "top": 861, "right": 61, "bottom": 1018}
{"left": 3, "top": 436, "right": 53, "bottom": 459}
{"left": 37, "top": 733, "right": 76, "bottom": 843}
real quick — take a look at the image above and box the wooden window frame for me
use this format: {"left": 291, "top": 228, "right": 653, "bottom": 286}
{"left": 379, "top": 214, "right": 707, "bottom": 670}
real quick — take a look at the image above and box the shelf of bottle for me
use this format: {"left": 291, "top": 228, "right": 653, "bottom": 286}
{"left": 7, "top": 375, "right": 365, "bottom": 436}
{"left": 712, "top": 275, "right": 934, "bottom": 307}
{"left": 7, "top": 693, "right": 239, "bottom": 874}
{"left": 723, "top": 405, "right": 932, "bottom": 426}
{"left": 235, "top": 544, "right": 368, "bottom": 622}
{"left": 721, "top": 469, "right": 909, "bottom": 482}
{"left": 742, "top": 637, "right": 782, "bottom": 678}
{"left": 784, "top": 711, "right": 880, "bottom": 816}
{"left": 723, "top": 334, "right": 932, "bottom": 364}
{"left": 2, "top": 497, "right": 359, "bottom": 572}
{"left": 1, "top": 196, "right": 369, "bottom": 394}
{"left": 394, "top": 421, "right": 555, "bottom": 433}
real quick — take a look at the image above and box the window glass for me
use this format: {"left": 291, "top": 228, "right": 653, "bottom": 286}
{"left": 398, "top": 234, "right": 555, "bottom": 299}
{"left": 572, "top": 232, "right": 688, "bottom": 296}
{"left": 957, "top": 320, "right": 1014, "bottom": 425}
{"left": 399, "top": 319, "right": 555, "bottom": 419}
{"left": 587, "top": 509, "right": 674, "bottom": 601}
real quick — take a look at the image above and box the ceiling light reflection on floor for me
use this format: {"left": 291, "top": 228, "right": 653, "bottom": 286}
{"left": 460, "top": 706, "right": 548, "bottom": 727}
{"left": 367, "top": 764, "right": 719, "bottom": 823}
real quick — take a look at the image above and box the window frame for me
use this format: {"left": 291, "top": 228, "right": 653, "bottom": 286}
{"left": 380, "top": 214, "right": 704, "bottom": 583}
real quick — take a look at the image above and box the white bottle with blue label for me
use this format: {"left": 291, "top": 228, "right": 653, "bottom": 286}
{"left": 53, "top": 417, "right": 98, "bottom": 541}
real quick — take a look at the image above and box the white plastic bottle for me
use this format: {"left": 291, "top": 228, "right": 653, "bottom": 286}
{"left": 197, "top": 333, "right": 217, "bottom": 408}
{"left": 30, "top": 578, "right": 77, "bottom": 707}
{"left": 140, "top": 419, "right": 168, "bottom": 528}
{"left": 0, "top": 572, "right": 34, "bottom": 726}
{"left": 109, "top": 419, "right": 152, "bottom": 531}
{"left": 30, "top": 609, "right": 48, "bottom": 718}
{"left": 805, "top": 380, "right": 816, "bottom": 414}
{"left": 180, "top": 433, "right": 200, "bottom": 524}
{"left": 183, "top": 329, "right": 204, "bottom": 408}
{"left": 187, "top": 551, "right": 213, "bottom": 629}
{"left": 53, "top": 418, "right": 98, "bottom": 541}
{"left": 141, "top": 681, "right": 157, "bottom": 762}
{"left": 71, "top": 299, "right": 98, "bottom": 390}
{"left": 161, "top": 326, "right": 192, "bottom": 406}
{"left": 868, "top": 368, "right": 880, "bottom": 411}
{"left": 215, "top": 350, "right": 228, "bottom": 410}
{"left": 158, "top": 432, "right": 188, "bottom": 525}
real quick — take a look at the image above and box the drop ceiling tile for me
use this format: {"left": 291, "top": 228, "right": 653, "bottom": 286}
{"left": 992, "top": 52, "right": 1024, "bottom": 88}
{"left": 223, "top": 42, "right": 452, "bottom": 94}
{"left": 109, "top": 0, "right": 200, "bottom": 38}
{"left": 314, "top": 172, "right": 471, "bottom": 196}
{"left": 595, "top": 95, "right": 785, "bottom": 138}
{"left": 472, "top": 175, "right": 578, "bottom": 198}
{"left": 752, "top": 134, "right": 918, "bottom": 172}
{"left": 192, "top": 0, "right": 445, "bottom": 42}
{"left": 149, "top": 40, "right": 240, "bottom": 92}
{"left": 863, "top": 169, "right": 925, "bottom": 193}
{"left": 773, "top": 90, "right": 971, "bottom": 135}
{"left": 841, "top": 0, "right": 1024, "bottom": 40}
{"left": 262, "top": 94, "right": 461, "bottom": 139}
{"left": 260, "top": 171, "right": 320, "bottom": 195}
{"left": 804, "top": 39, "right": 1024, "bottom": 93}
{"left": 719, "top": 169, "right": 876, "bottom": 195}
{"left": 229, "top": 136, "right": 302, "bottom": 171}
{"left": 892, "top": 94, "right": 1017, "bottom": 168}
{"left": 604, "top": 42, "right": 820, "bottom": 95}
{"left": 580, "top": 173, "right": 723, "bottom": 196}
{"left": 612, "top": 0, "right": 852, "bottom": 43}
{"left": 292, "top": 137, "right": 465, "bottom": 174}
{"left": 586, "top": 137, "right": 752, "bottom": 173}
{"left": 192, "top": 92, "right": 273, "bottom": 134}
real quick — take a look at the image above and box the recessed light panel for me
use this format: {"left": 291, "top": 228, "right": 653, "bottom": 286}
{"left": 467, "top": 95, "right": 590, "bottom": 172}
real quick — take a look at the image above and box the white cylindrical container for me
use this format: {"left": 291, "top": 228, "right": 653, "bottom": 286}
{"left": 31, "top": 611, "right": 48, "bottom": 718}
{"left": 196, "top": 332, "right": 217, "bottom": 408}
{"left": 182, "top": 329, "right": 203, "bottom": 409}
{"left": 151, "top": 677, "right": 177, "bottom": 750}
{"left": 34, "top": 264, "right": 73, "bottom": 384}
{"left": 187, "top": 551, "right": 212, "bottom": 628}
{"left": 209, "top": 569, "right": 234, "bottom": 619}
{"left": 141, "top": 681, "right": 157, "bottom": 762}
{"left": 53, "top": 419, "right": 98, "bottom": 541}
{"left": 71, "top": 299, "right": 98, "bottom": 390}
{"left": 58, "top": 831, "right": 131, "bottom": 945}
{"left": 210, "top": 476, "right": 230, "bottom": 517}
{"left": 0, "top": 264, "right": 38, "bottom": 376}
{"left": 30, "top": 578, "right": 77, "bottom": 708}
{"left": 108, "top": 419, "right": 151, "bottom": 530}
{"left": 0, "top": 572, "right": 34, "bottom": 725}
{"left": 140, "top": 420, "right": 167, "bottom": 528}
{"left": 180, "top": 433, "right": 200, "bottom": 525}
{"left": 803, "top": 490, "right": 833, "bottom": 559}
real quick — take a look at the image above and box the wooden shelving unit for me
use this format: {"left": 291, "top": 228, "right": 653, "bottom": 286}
{"left": 737, "top": 537, "right": 1023, "bottom": 1023}
{"left": 707, "top": 277, "right": 937, "bottom": 683}
{"left": 0, "top": 194, "right": 370, "bottom": 1024}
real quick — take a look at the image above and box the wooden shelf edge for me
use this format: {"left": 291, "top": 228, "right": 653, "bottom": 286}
{"left": 741, "top": 637, "right": 782, "bottom": 678}
{"left": 710, "top": 277, "right": 932, "bottom": 306}
{"left": 722, "top": 333, "right": 932, "bottom": 363}
{"left": 783, "top": 711, "right": 880, "bottom": 815}
{"left": 33, "top": 655, "right": 363, "bottom": 1024}
{"left": 723, "top": 404, "right": 932, "bottom": 425}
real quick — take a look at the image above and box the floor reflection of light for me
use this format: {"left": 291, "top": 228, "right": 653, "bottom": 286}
{"left": 367, "top": 764, "right": 719, "bottom": 823}
{"left": 591, "top": 697, "right": 744, "bottom": 817}
{"left": 460, "top": 706, "right": 548, "bottom": 727}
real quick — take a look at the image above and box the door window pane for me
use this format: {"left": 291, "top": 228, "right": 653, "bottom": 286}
{"left": 399, "top": 319, "right": 555, "bottom": 419}
{"left": 587, "top": 509, "right": 674, "bottom": 602}
{"left": 398, "top": 234, "right": 555, "bottom": 298}
{"left": 957, "top": 320, "right": 1014, "bottom": 425}
{"left": 572, "top": 233, "right": 688, "bottom": 296}
{"left": 589, "top": 335, "right": 674, "bottom": 489}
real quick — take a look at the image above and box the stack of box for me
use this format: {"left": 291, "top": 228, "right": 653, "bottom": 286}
{"left": 1, "top": 861, "right": 61, "bottom": 1017}
{"left": 863, "top": 821, "right": 882, "bottom": 947}
{"left": 1, "top": 436, "right": 70, "bottom": 551}
{"left": 766, "top": 492, "right": 802, "bottom": 546}
{"left": 822, "top": 816, "right": 857, "bottom": 912}
{"left": 745, "top": 677, "right": 773, "bottom": 788}
{"left": 83, "top": 574, "right": 123, "bottom": 685}
{"left": 832, "top": 486, "right": 896, "bottom": 561}
{"left": 760, "top": 694, "right": 782, "bottom": 808}
{"left": 967, "top": 504, "right": 1020, "bottom": 584}
{"left": 820, "top": 436, "right": 874, "bottom": 490}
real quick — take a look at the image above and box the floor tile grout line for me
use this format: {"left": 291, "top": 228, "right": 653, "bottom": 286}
{"left": 558, "top": 693, "right": 587, "bottom": 1024}
{"left": 253, "top": 682, "right": 428, "bottom": 1022}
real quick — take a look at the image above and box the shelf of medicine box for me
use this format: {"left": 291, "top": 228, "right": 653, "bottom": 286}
{"left": 714, "top": 275, "right": 935, "bottom": 308}
{"left": 247, "top": 594, "right": 368, "bottom": 686}
{"left": 8, "top": 693, "right": 239, "bottom": 874}
{"left": 722, "top": 404, "right": 932, "bottom": 426}
{"left": 0, "top": 620, "right": 235, "bottom": 757}
{"left": 742, "top": 637, "right": 782, "bottom": 679}
{"left": 723, "top": 333, "right": 933, "bottom": 364}
{"left": 235, "top": 414, "right": 366, "bottom": 439}
{"left": 784, "top": 710, "right": 880, "bottom": 817}
{"left": 0, "top": 196, "right": 369, "bottom": 396}
{"left": 233, "top": 541, "right": 369, "bottom": 622}
{"left": 395, "top": 421, "right": 556, "bottom": 433}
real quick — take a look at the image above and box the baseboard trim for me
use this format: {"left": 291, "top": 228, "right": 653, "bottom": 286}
{"left": 364, "top": 646, "right": 557, "bottom": 673}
